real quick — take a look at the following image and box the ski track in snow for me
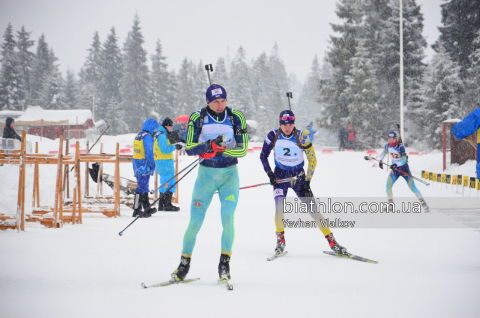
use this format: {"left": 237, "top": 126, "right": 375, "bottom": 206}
{"left": 1, "top": 135, "right": 480, "bottom": 318}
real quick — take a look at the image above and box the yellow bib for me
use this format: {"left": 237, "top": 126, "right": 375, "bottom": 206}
{"left": 154, "top": 132, "right": 173, "bottom": 160}
{"left": 133, "top": 132, "right": 146, "bottom": 159}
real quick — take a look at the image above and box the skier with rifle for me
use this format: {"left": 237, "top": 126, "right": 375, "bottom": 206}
{"left": 259, "top": 109, "right": 348, "bottom": 258}
{"left": 170, "top": 84, "right": 248, "bottom": 285}
{"left": 132, "top": 118, "right": 158, "bottom": 218}
{"left": 153, "top": 117, "right": 182, "bottom": 212}
{"left": 378, "top": 132, "right": 429, "bottom": 212}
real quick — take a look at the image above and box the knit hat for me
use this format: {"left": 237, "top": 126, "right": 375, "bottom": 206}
{"left": 279, "top": 110, "right": 295, "bottom": 125}
{"left": 388, "top": 132, "right": 397, "bottom": 139}
{"left": 206, "top": 84, "right": 227, "bottom": 103}
{"left": 162, "top": 117, "right": 173, "bottom": 127}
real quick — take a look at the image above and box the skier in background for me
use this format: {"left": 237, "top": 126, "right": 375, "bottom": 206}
{"left": 346, "top": 124, "right": 356, "bottom": 151}
{"left": 132, "top": 118, "right": 158, "bottom": 218}
{"left": 305, "top": 122, "right": 316, "bottom": 143}
{"left": 153, "top": 117, "right": 182, "bottom": 212}
{"left": 338, "top": 123, "right": 347, "bottom": 151}
{"left": 259, "top": 110, "right": 348, "bottom": 257}
{"left": 378, "top": 132, "right": 429, "bottom": 212}
{"left": 170, "top": 84, "right": 248, "bottom": 284}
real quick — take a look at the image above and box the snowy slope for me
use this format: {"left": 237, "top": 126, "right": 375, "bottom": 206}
{"left": 1, "top": 136, "right": 479, "bottom": 318}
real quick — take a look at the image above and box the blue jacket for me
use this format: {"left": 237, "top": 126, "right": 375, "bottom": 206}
{"left": 132, "top": 118, "right": 158, "bottom": 177}
{"left": 452, "top": 108, "right": 480, "bottom": 178}
{"left": 306, "top": 124, "right": 316, "bottom": 142}
{"left": 154, "top": 124, "right": 176, "bottom": 174}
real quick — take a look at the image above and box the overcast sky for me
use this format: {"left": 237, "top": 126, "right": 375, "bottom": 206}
{"left": 0, "top": 0, "right": 443, "bottom": 82}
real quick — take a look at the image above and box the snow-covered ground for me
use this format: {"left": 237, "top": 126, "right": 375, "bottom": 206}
{"left": 1, "top": 135, "right": 479, "bottom": 318}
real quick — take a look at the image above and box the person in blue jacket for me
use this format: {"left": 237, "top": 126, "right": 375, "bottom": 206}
{"left": 453, "top": 108, "right": 480, "bottom": 179}
{"left": 170, "top": 84, "right": 248, "bottom": 284}
{"left": 306, "top": 122, "right": 316, "bottom": 143}
{"left": 154, "top": 117, "right": 182, "bottom": 212}
{"left": 132, "top": 118, "right": 158, "bottom": 218}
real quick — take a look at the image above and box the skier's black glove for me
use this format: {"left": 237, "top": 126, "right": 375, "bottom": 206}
{"left": 267, "top": 171, "right": 278, "bottom": 189}
{"left": 379, "top": 162, "right": 383, "bottom": 169}
{"left": 301, "top": 180, "right": 313, "bottom": 197}
{"left": 391, "top": 164, "right": 397, "bottom": 170}
{"left": 175, "top": 144, "right": 183, "bottom": 150}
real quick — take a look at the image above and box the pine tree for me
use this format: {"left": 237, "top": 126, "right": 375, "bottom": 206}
{"left": 119, "top": 14, "right": 150, "bottom": 133}
{"left": 16, "top": 26, "right": 34, "bottom": 108}
{"left": 377, "top": 0, "right": 427, "bottom": 141}
{"left": 175, "top": 58, "right": 196, "bottom": 116}
{"left": 298, "top": 55, "right": 322, "bottom": 129}
{"left": 149, "top": 39, "right": 175, "bottom": 118}
{"left": 79, "top": 32, "right": 102, "bottom": 113}
{"left": 212, "top": 57, "right": 229, "bottom": 88}
{"left": 435, "top": 0, "right": 480, "bottom": 77}
{"left": 63, "top": 69, "right": 79, "bottom": 109}
{"left": 463, "top": 30, "right": 480, "bottom": 115}
{"left": 250, "top": 52, "right": 273, "bottom": 137}
{"left": 30, "top": 34, "right": 53, "bottom": 106}
{"left": 266, "top": 43, "right": 290, "bottom": 127}
{"left": 100, "top": 27, "right": 123, "bottom": 127}
{"left": 229, "top": 46, "right": 254, "bottom": 118}
{"left": 191, "top": 60, "right": 209, "bottom": 111}
{"left": 40, "top": 48, "right": 63, "bottom": 109}
{"left": 319, "top": 0, "right": 363, "bottom": 130}
{"left": 422, "top": 42, "right": 464, "bottom": 149}
{"left": 0, "top": 23, "right": 20, "bottom": 110}
{"left": 344, "top": 40, "right": 378, "bottom": 149}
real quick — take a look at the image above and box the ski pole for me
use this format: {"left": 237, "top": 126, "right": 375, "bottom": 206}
{"left": 364, "top": 155, "right": 430, "bottom": 185}
{"left": 214, "top": 172, "right": 305, "bottom": 194}
{"left": 148, "top": 158, "right": 201, "bottom": 194}
{"left": 119, "top": 161, "right": 200, "bottom": 236}
{"left": 70, "top": 124, "right": 111, "bottom": 171}
{"left": 205, "top": 64, "right": 213, "bottom": 85}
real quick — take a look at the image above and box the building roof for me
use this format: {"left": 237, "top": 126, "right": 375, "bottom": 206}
{"left": 15, "top": 106, "right": 92, "bottom": 126}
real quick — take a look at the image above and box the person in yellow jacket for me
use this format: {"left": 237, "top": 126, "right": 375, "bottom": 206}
{"left": 154, "top": 117, "right": 182, "bottom": 211}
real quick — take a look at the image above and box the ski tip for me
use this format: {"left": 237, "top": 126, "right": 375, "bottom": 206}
{"left": 141, "top": 283, "right": 147, "bottom": 289}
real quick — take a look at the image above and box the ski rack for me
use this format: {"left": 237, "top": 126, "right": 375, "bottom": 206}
{"left": 0, "top": 131, "right": 132, "bottom": 231}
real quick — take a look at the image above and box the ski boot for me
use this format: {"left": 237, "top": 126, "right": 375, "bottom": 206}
{"left": 163, "top": 191, "right": 180, "bottom": 212}
{"left": 275, "top": 231, "right": 286, "bottom": 254}
{"left": 218, "top": 253, "right": 231, "bottom": 281}
{"left": 132, "top": 193, "right": 142, "bottom": 217}
{"left": 172, "top": 255, "right": 191, "bottom": 281}
{"left": 140, "top": 193, "right": 156, "bottom": 218}
{"left": 382, "top": 199, "right": 394, "bottom": 213}
{"left": 157, "top": 192, "right": 166, "bottom": 212}
{"left": 419, "top": 198, "right": 430, "bottom": 212}
{"left": 326, "top": 233, "right": 348, "bottom": 255}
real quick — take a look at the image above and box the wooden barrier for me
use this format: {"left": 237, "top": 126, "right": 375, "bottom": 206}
{"left": 0, "top": 133, "right": 133, "bottom": 231}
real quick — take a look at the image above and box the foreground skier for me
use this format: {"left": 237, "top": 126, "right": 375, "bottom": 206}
{"left": 170, "top": 84, "right": 248, "bottom": 284}
{"left": 259, "top": 110, "right": 348, "bottom": 258}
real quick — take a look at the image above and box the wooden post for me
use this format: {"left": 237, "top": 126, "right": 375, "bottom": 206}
{"left": 114, "top": 143, "right": 120, "bottom": 217}
{"left": 85, "top": 141, "right": 89, "bottom": 197}
{"left": 75, "top": 141, "right": 83, "bottom": 224}
{"left": 32, "top": 142, "right": 39, "bottom": 208}
{"left": 53, "top": 136, "right": 64, "bottom": 228}
{"left": 15, "top": 131, "right": 27, "bottom": 231}
{"left": 97, "top": 143, "right": 103, "bottom": 196}
{"left": 64, "top": 139, "right": 70, "bottom": 199}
